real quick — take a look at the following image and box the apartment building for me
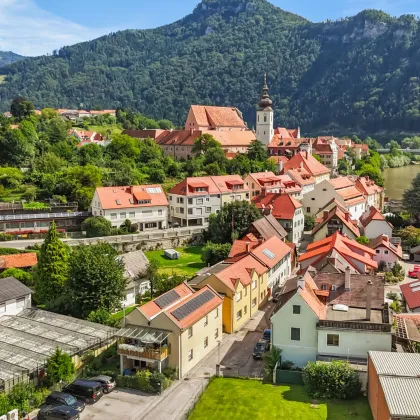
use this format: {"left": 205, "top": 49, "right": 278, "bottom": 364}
{"left": 168, "top": 176, "right": 249, "bottom": 227}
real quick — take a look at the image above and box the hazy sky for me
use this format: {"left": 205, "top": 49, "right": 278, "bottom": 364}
{"left": 0, "top": 0, "right": 418, "bottom": 56}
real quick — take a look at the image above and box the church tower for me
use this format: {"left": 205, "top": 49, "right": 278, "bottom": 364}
{"left": 256, "top": 73, "right": 274, "bottom": 147}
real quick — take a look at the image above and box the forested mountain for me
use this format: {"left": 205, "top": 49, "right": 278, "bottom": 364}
{"left": 0, "top": 51, "right": 24, "bottom": 67}
{"left": 1, "top": 0, "right": 420, "bottom": 135}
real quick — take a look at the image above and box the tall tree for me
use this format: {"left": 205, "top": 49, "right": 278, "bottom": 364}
{"left": 46, "top": 348, "right": 75, "bottom": 386}
{"left": 207, "top": 201, "right": 262, "bottom": 244}
{"left": 247, "top": 140, "right": 267, "bottom": 162}
{"left": 67, "top": 243, "right": 126, "bottom": 318}
{"left": 35, "top": 221, "right": 70, "bottom": 304}
{"left": 10, "top": 96, "right": 34, "bottom": 120}
{"left": 403, "top": 173, "right": 420, "bottom": 220}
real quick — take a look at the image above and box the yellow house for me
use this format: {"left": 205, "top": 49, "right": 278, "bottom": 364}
{"left": 190, "top": 255, "right": 268, "bottom": 333}
{"left": 115, "top": 283, "right": 223, "bottom": 378}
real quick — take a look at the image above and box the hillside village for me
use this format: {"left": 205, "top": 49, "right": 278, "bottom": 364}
{"left": 1, "top": 77, "right": 420, "bottom": 420}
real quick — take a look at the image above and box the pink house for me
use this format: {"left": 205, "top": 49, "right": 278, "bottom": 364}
{"left": 369, "top": 234, "right": 402, "bottom": 270}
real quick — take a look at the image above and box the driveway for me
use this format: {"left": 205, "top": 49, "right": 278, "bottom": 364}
{"left": 385, "top": 260, "right": 418, "bottom": 297}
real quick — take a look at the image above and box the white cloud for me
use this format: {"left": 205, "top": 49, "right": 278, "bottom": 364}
{"left": 0, "top": 0, "right": 112, "bottom": 56}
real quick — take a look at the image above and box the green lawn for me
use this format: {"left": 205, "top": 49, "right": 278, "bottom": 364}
{"left": 112, "top": 305, "right": 139, "bottom": 321}
{"left": 189, "top": 379, "right": 372, "bottom": 420}
{"left": 145, "top": 246, "right": 205, "bottom": 277}
{"left": 88, "top": 124, "right": 122, "bottom": 136}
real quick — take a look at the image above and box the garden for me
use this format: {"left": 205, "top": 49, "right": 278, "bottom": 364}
{"left": 145, "top": 245, "right": 206, "bottom": 276}
{"left": 188, "top": 379, "right": 372, "bottom": 420}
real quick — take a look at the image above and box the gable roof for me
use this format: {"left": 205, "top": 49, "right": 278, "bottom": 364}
{"left": 253, "top": 193, "right": 302, "bottom": 220}
{"left": 250, "top": 236, "right": 291, "bottom": 268}
{"left": 368, "top": 235, "right": 402, "bottom": 258}
{"left": 139, "top": 283, "right": 194, "bottom": 320}
{"left": 299, "top": 231, "right": 378, "bottom": 271}
{"left": 0, "top": 277, "right": 32, "bottom": 303}
{"left": 0, "top": 253, "right": 38, "bottom": 269}
{"left": 165, "top": 285, "right": 223, "bottom": 329}
{"left": 119, "top": 250, "right": 149, "bottom": 279}
{"left": 285, "top": 167, "right": 316, "bottom": 186}
{"left": 312, "top": 203, "right": 360, "bottom": 238}
{"left": 249, "top": 214, "right": 288, "bottom": 241}
{"left": 189, "top": 105, "right": 246, "bottom": 128}
{"left": 329, "top": 177, "right": 366, "bottom": 206}
{"left": 401, "top": 280, "right": 420, "bottom": 310}
{"left": 359, "top": 206, "right": 391, "bottom": 228}
{"left": 96, "top": 185, "right": 168, "bottom": 209}
{"left": 283, "top": 151, "right": 330, "bottom": 177}
{"left": 355, "top": 176, "right": 383, "bottom": 196}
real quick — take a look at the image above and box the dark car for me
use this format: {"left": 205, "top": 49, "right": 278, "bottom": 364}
{"left": 253, "top": 339, "right": 269, "bottom": 359}
{"left": 262, "top": 329, "right": 271, "bottom": 341}
{"left": 37, "top": 405, "right": 80, "bottom": 420}
{"left": 63, "top": 379, "right": 103, "bottom": 403}
{"left": 45, "top": 391, "right": 85, "bottom": 413}
{"left": 272, "top": 292, "right": 281, "bottom": 303}
{"left": 89, "top": 375, "right": 116, "bottom": 393}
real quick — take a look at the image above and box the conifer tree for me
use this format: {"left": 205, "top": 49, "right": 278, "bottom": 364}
{"left": 35, "top": 221, "right": 69, "bottom": 303}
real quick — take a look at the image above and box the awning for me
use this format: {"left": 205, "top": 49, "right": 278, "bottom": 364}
{"left": 115, "top": 325, "right": 171, "bottom": 344}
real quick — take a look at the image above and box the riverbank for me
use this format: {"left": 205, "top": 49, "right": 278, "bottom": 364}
{"left": 383, "top": 165, "right": 420, "bottom": 200}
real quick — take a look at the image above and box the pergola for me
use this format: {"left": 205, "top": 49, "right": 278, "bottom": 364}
{"left": 115, "top": 325, "right": 171, "bottom": 344}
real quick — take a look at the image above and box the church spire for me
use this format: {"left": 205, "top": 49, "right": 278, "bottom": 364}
{"left": 258, "top": 73, "right": 273, "bottom": 110}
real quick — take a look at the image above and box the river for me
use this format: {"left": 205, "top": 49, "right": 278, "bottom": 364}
{"left": 383, "top": 165, "right": 420, "bottom": 200}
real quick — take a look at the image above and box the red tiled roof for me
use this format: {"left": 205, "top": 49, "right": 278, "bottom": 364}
{"left": 189, "top": 105, "right": 246, "bottom": 128}
{"left": 166, "top": 285, "right": 223, "bottom": 329}
{"left": 216, "top": 255, "right": 267, "bottom": 291}
{"left": 250, "top": 236, "right": 291, "bottom": 269}
{"left": 369, "top": 235, "right": 402, "bottom": 258}
{"left": 299, "top": 279, "right": 327, "bottom": 319}
{"left": 355, "top": 176, "right": 383, "bottom": 196}
{"left": 359, "top": 206, "right": 390, "bottom": 228}
{"left": 0, "top": 253, "right": 38, "bottom": 269}
{"left": 96, "top": 185, "right": 168, "bottom": 209}
{"left": 269, "top": 156, "right": 289, "bottom": 164}
{"left": 283, "top": 151, "right": 330, "bottom": 177}
{"left": 285, "top": 167, "right": 316, "bottom": 186}
{"left": 228, "top": 239, "right": 259, "bottom": 260}
{"left": 311, "top": 204, "right": 360, "bottom": 238}
{"left": 253, "top": 193, "right": 302, "bottom": 220}
{"left": 329, "top": 177, "right": 355, "bottom": 190}
{"left": 169, "top": 176, "right": 248, "bottom": 196}
{"left": 401, "top": 281, "right": 420, "bottom": 310}
{"left": 299, "top": 231, "right": 378, "bottom": 271}
{"left": 140, "top": 283, "right": 194, "bottom": 319}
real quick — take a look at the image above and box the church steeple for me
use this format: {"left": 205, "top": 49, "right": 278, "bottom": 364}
{"left": 256, "top": 73, "right": 274, "bottom": 147}
{"left": 258, "top": 73, "right": 273, "bottom": 110}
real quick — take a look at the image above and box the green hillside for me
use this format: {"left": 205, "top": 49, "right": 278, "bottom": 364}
{"left": 0, "top": 51, "right": 24, "bottom": 68}
{"left": 0, "top": 0, "right": 420, "bottom": 135}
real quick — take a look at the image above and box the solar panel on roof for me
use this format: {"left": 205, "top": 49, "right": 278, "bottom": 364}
{"left": 410, "top": 281, "right": 420, "bottom": 288}
{"left": 171, "top": 290, "right": 214, "bottom": 321}
{"left": 262, "top": 248, "right": 275, "bottom": 260}
{"left": 154, "top": 289, "right": 181, "bottom": 309}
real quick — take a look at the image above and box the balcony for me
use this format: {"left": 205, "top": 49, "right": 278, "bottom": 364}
{"left": 118, "top": 343, "right": 169, "bottom": 361}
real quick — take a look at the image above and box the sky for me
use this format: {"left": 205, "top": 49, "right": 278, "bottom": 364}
{"left": 0, "top": 0, "right": 419, "bottom": 56}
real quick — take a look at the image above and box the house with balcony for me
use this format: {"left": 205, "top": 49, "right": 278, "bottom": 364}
{"left": 115, "top": 283, "right": 222, "bottom": 378}
{"left": 189, "top": 253, "right": 269, "bottom": 333}
{"left": 359, "top": 206, "right": 392, "bottom": 240}
{"left": 253, "top": 192, "right": 304, "bottom": 245}
{"left": 168, "top": 176, "right": 249, "bottom": 227}
{"left": 91, "top": 185, "right": 168, "bottom": 231}
{"left": 311, "top": 201, "right": 360, "bottom": 242}
{"left": 299, "top": 231, "right": 378, "bottom": 274}
{"left": 271, "top": 270, "right": 391, "bottom": 367}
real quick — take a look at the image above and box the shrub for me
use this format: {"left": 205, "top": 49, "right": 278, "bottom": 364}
{"left": 280, "top": 360, "right": 296, "bottom": 371}
{"left": 163, "top": 366, "right": 177, "bottom": 381}
{"left": 0, "top": 233, "right": 12, "bottom": 241}
{"left": 356, "top": 236, "right": 369, "bottom": 245}
{"left": 46, "top": 348, "right": 76, "bottom": 386}
{"left": 303, "top": 361, "right": 362, "bottom": 399}
{"left": 82, "top": 216, "right": 112, "bottom": 238}
{"left": 201, "top": 241, "right": 232, "bottom": 266}
{"left": 304, "top": 215, "right": 316, "bottom": 230}
{"left": 263, "top": 346, "right": 282, "bottom": 378}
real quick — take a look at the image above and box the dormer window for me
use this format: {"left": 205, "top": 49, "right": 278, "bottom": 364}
{"left": 129, "top": 198, "right": 134, "bottom": 204}
{"left": 138, "top": 199, "right": 151, "bottom": 205}
{"left": 116, "top": 199, "right": 121, "bottom": 205}
{"left": 321, "top": 284, "right": 328, "bottom": 291}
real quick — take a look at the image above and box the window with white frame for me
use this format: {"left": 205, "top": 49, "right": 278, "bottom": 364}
{"left": 252, "top": 298, "right": 257, "bottom": 308}
{"left": 188, "top": 349, "right": 193, "bottom": 361}
{"left": 197, "top": 198, "right": 203, "bottom": 204}
{"left": 188, "top": 327, "right": 193, "bottom": 338}
{"left": 252, "top": 280, "right": 256, "bottom": 290}
{"left": 215, "top": 328, "right": 219, "bottom": 339}
{"left": 236, "top": 291, "right": 242, "bottom": 302}
{"left": 291, "top": 327, "right": 300, "bottom": 341}
{"left": 236, "top": 310, "right": 242, "bottom": 320}
{"left": 111, "top": 213, "right": 117, "bottom": 220}
{"left": 327, "top": 334, "right": 339, "bottom": 347}
{"left": 158, "top": 209, "right": 163, "bottom": 216}
{"left": 129, "top": 212, "right": 135, "bottom": 218}
{"left": 204, "top": 315, "right": 208, "bottom": 327}
{"left": 204, "top": 337, "right": 208, "bottom": 348}
{"left": 244, "top": 288, "right": 247, "bottom": 297}
{"left": 215, "top": 307, "right": 219, "bottom": 318}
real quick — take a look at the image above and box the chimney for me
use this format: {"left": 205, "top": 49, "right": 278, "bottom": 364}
{"left": 345, "top": 213, "right": 350, "bottom": 222}
{"left": 345, "top": 266, "right": 351, "bottom": 291}
{"left": 366, "top": 280, "right": 372, "bottom": 321}
{"left": 297, "top": 276, "right": 305, "bottom": 290}
{"left": 382, "top": 234, "right": 389, "bottom": 242}
{"left": 297, "top": 126, "right": 301, "bottom": 139}
{"left": 246, "top": 242, "right": 251, "bottom": 253}
{"left": 323, "top": 210, "right": 329, "bottom": 220}
{"left": 305, "top": 150, "right": 309, "bottom": 159}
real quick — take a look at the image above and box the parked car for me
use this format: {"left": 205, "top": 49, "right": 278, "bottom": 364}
{"left": 253, "top": 339, "right": 269, "bottom": 359}
{"left": 45, "top": 391, "right": 85, "bottom": 412}
{"left": 272, "top": 292, "right": 281, "bottom": 303}
{"left": 408, "top": 265, "right": 420, "bottom": 278}
{"left": 262, "top": 329, "right": 271, "bottom": 341}
{"left": 37, "top": 405, "right": 80, "bottom": 420}
{"left": 63, "top": 379, "right": 103, "bottom": 403}
{"left": 89, "top": 374, "right": 116, "bottom": 393}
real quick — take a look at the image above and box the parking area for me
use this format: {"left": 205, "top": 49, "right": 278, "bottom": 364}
{"left": 385, "top": 260, "right": 418, "bottom": 296}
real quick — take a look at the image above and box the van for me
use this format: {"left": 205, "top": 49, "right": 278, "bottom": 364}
{"left": 63, "top": 380, "right": 103, "bottom": 404}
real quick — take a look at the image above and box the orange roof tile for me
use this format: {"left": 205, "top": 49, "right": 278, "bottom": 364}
{"left": 190, "top": 105, "right": 246, "bottom": 128}
{"left": 139, "top": 283, "right": 194, "bottom": 320}
{"left": 228, "top": 239, "right": 259, "bottom": 260}
{"left": 283, "top": 151, "right": 330, "bottom": 177}
{"left": 355, "top": 176, "right": 383, "bottom": 196}
{"left": 0, "top": 253, "right": 38, "bottom": 269}
{"left": 285, "top": 167, "right": 316, "bottom": 186}
{"left": 253, "top": 193, "right": 302, "bottom": 220}
{"left": 329, "top": 177, "right": 355, "bottom": 190}
{"left": 96, "top": 185, "right": 168, "bottom": 209}
{"left": 251, "top": 236, "right": 291, "bottom": 268}
{"left": 359, "top": 206, "right": 390, "bottom": 228}
{"left": 299, "top": 281, "right": 327, "bottom": 319}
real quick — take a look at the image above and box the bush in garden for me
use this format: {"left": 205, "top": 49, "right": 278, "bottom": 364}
{"left": 302, "top": 361, "right": 362, "bottom": 399}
